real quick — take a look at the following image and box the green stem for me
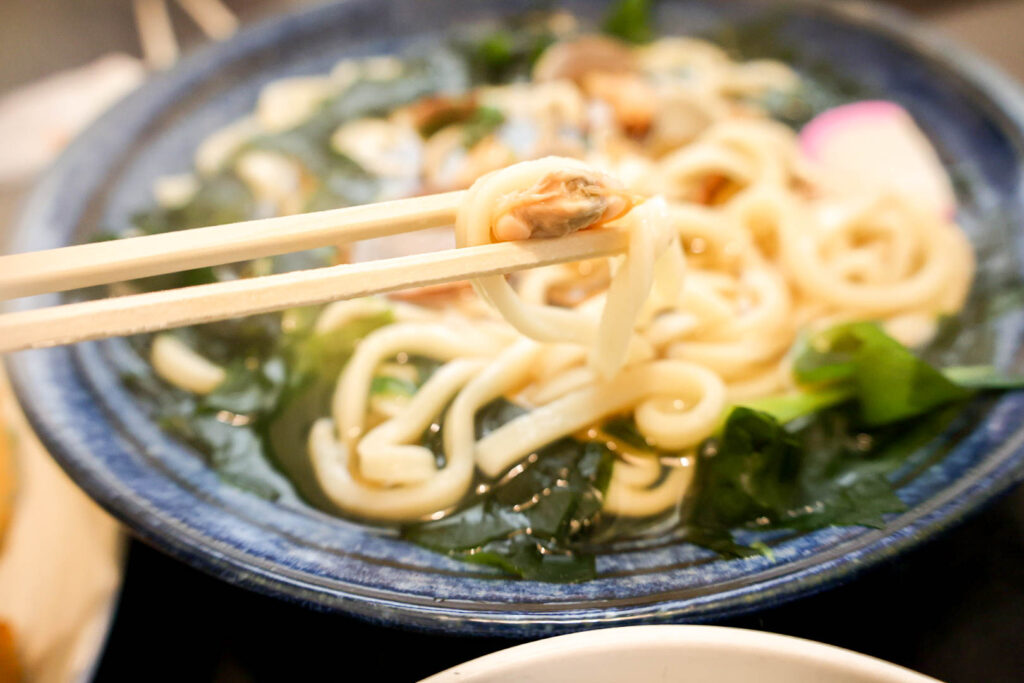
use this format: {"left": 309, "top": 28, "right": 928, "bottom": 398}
{"left": 942, "top": 365, "right": 1024, "bottom": 390}
{"left": 735, "top": 385, "right": 856, "bottom": 425}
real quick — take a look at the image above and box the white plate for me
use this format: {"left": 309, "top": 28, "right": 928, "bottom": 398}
{"left": 423, "top": 625, "right": 939, "bottom": 683}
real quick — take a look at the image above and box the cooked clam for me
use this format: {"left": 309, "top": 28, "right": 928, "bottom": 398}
{"left": 492, "top": 170, "right": 633, "bottom": 241}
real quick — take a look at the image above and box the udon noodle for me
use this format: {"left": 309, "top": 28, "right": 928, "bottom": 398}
{"left": 148, "top": 33, "right": 973, "bottom": 525}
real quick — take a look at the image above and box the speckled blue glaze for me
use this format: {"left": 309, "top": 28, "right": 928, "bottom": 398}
{"left": 6, "top": 0, "right": 1024, "bottom": 636}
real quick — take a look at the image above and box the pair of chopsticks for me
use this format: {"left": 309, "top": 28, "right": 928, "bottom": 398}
{"left": 0, "top": 192, "right": 628, "bottom": 354}
{"left": 134, "top": 0, "right": 239, "bottom": 70}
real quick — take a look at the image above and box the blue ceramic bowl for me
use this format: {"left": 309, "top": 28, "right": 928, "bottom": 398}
{"left": 7, "top": 0, "right": 1024, "bottom": 636}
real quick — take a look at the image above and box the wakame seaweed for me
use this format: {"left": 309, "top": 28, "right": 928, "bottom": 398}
{"left": 405, "top": 399, "right": 615, "bottom": 582}
{"left": 603, "top": 0, "right": 655, "bottom": 44}
{"left": 685, "top": 405, "right": 942, "bottom": 555}
{"left": 684, "top": 323, "right": 1024, "bottom": 555}
{"left": 456, "top": 15, "right": 559, "bottom": 85}
{"left": 115, "top": 49, "right": 469, "bottom": 497}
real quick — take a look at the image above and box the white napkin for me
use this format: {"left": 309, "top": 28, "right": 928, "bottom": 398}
{"left": 0, "top": 54, "right": 145, "bottom": 185}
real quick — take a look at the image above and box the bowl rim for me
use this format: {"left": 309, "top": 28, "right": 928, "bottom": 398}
{"left": 6, "top": 0, "right": 1024, "bottom": 635}
{"left": 420, "top": 625, "right": 940, "bottom": 682}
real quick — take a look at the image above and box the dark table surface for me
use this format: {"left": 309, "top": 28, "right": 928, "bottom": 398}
{"left": 3, "top": 1, "right": 1024, "bottom": 681}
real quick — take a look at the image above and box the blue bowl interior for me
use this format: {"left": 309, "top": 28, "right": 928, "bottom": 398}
{"left": 8, "top": 0, "right": 1024, "bottom": 636}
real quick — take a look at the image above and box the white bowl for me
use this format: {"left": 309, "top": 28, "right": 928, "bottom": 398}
{"left": 422, "top": 625, "right": 939, "bottom": 683}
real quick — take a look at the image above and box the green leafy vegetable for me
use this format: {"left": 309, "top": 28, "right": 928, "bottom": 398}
{"left": 112, "top": 45, "right": 470, "bottom": 520}
{"left": 150, "top": 357, "right": 296, "bottom": 501}
{"left": 680, "top": 320, "right": 1024, "bottom": 555}
{"left": 688, "top": 408, "right": 802, "bottom": 537}
{"left": 127, "top": 174, "right": 256, "bottom": 292}
{"left": 203, "top": 358, "right": 286, "bottom": 415}
{"left": 794, "top": 322, "right": 973, "bottom": 426}
{"left": 370, "top": 375, "right": 418, "bottom": 397}
{"left": 166, "top": 413, "right": 295, "bottom": 500}
{"left": 458, "top": 22, "right": 558, "bottom": 84}
{"left": 603, "top": 0, "right": 654, "bottom": 44}
{"left": 684, "top": 403, "right": 963, "bottom": 555}
{"left": 132, "top": 173, "right": 255, "bottom": 235}
{"left": 463, "top": 536, "right": 598, "bottom": 583}
{"left": 461, "top": 107, "right": 506, "bottom": 148}
{"left": 243, "top": 50, "right": 469, "bottom": 211}
{"left": 738, "top": 386, "right": 853, "bottom": 425}
{"left": 942, "top": 365, "right": 1024, "bottom": 390}
{"left": 265, "top": 312, "right": 394, "bottom": 504}
{"left": 245, "top": 111, "right": 377, "bottom": 211}
{"left": 745, "top": 323, "right": 1022, "bottom": 430}
{"left": 477, "top": 31, "right": 515, "bottom": 72}
{"left": 123, "top": 307, "right": 392, "bottom": 508}
{"left": 405, "top": 401, "right": 615, "bottom": 582}
{"left": 600, "top": 415, "right": 654, "bottom": 451}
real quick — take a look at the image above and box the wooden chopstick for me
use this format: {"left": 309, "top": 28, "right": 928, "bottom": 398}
{"left": 175, "top": 0, "right": 239, "bottom": 40}
{"left": 0, "top": 191, "right": 464, "bottom": 301}
{"left": 134, "top": 0, "right": 179, "bottom": 70}
{"left": 0, "top": 229, "right": 627, "bottom": 353}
